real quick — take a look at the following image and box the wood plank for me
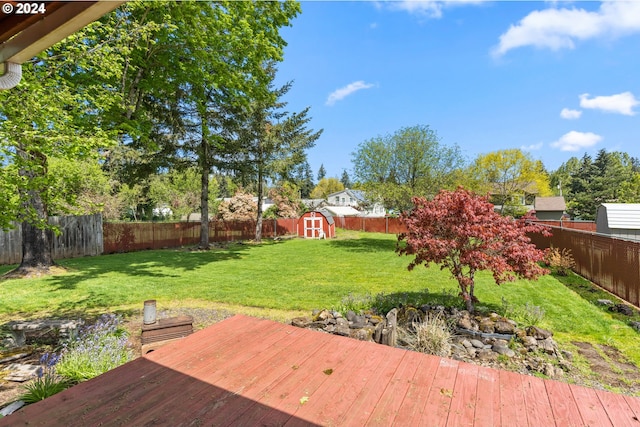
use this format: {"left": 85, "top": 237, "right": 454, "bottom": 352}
{"left": 544, "top": 379, "right": 584, "bottom": 427}
{"left": 391, "top": 354, "right": 441, "bottom": 426}
{"left": 338, "top": 347, "right": 407, "bottom": 426}
{"left": 123, "top": 323, "right": 312, "bottom": 425}
{"left": 446, "top": 362, "right": 478, "bottom": 427}
{"left": 473, "top": 366, "right": 501, "bottom": 427}
{"left": 595, "top": 389, "right": 640, "bottom": 427}
{"left": 623, "top": 394, "right": 640, "bottom": 423}
{"left": 135, "top": 321, "right": 315, "bottom": 425}
{"left": 284, "top": 336, "right": 390, "bottom": 427}
{"left": 252, "top": 335, "right": 368, "bottom": 426}
{"left": 521, "top": 375, "right": 555, "bottom": 427}
{"left": 365, "top": 349, "right": 423, "bottom": 426}
{"left": 570, "top": 384, "right": 614, "bottom": 427}
{"left": 193, "top": 326, "right": 332, "bottom": 425}
{"left": 419, "top": 357, "right": 460, "bottom": 426}
{"left": 498, "top": 370, "right": 527, "bottom": 427}
{"left": 147, "top": 315, "right": 276, "bottom": 367}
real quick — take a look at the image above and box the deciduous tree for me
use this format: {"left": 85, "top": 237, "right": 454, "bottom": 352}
{"left": 468, "top": 149, "right": 551, "bottom": 216}
{"left": 397, "top": 187, "right": 551, "bottom": 313}
{"left": 310, "top": 178, "right": 344, "bottom": 200}
{"left": 352, "top": 125, "right": 465, "bottom": 211}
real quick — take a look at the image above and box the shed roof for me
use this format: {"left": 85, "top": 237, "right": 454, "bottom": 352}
{"left": 316, "top": 209, "right": 335, "bottom": 225}
{"left": 534, "top": 196, "right": 566, "bottom": 212}
{"left": 599, "top": 203, "right": 640, "bottom": 230}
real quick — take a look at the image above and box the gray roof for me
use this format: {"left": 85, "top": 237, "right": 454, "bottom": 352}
{"left": 534, "top": 196, "right": 566, "bottom": 212}
{"left": 316, "top": 209, "right": 335, "bottom": 225}
{"left": 326, "top": 188, "right": 366, "bottom": 201}
{"left": 599, "top": 203, "right": 640, "bottom": 230}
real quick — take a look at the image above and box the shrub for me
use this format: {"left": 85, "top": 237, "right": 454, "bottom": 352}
{"left": 399, "top": 313, "right": 452, "bottom": 357}
{"left": 21, "top": 353, "right": 70, "bottom": 403}
{"left": 500, "top": 297, "right": 545, "bottom": 326}
{"left": 544, "top": 247, "right": 576, "bottom": 276}
{"left": 333, "top": 293, "right": 373, "bottom": 316}
{"left": 55, "top": 314, "right": 134, "bottom": 382}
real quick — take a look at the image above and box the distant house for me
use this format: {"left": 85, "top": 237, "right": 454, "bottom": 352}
{"left": 325, "top": 189, "right": 386, "bottom": 217}
{"left": 533, "top": 196, "right": 567, "bottom": 220}
{"left": 596, "top": 203, "right": 640, "bottom": 241}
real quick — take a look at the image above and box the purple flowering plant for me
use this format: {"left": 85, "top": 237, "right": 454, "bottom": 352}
{"left": 54, "top": 314, "right": 134, "bottom": 382}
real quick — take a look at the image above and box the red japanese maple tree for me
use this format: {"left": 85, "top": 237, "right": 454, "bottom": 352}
{"left": 397, "top": 187, "right": 551, "bottom": 313}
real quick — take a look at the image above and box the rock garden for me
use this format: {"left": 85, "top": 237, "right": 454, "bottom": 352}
{"left": 293, "top": 304, "right": 584, "bottom": 383}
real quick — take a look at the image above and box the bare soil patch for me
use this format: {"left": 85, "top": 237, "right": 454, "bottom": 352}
{"left": 572, "top": 341, "right": 640, "bottom": 394}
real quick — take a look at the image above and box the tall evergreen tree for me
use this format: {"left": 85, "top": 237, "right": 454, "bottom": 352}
{"left": 340, "top": 169, "right": 352, "bottom": 188}
{"left": 317, "top": 164, "right": 327, "bottom": 181}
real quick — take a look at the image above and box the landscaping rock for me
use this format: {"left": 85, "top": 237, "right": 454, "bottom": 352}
{"left": 479, "top": 318, "right": 495, "bottom": 333}
{"left": 470, "top": 339, "right": 484, "bottom": 349}
{"left": 597, "top": 299, "right": 614, "bottom": 306}
{"left": 495, "top": 320, "right": 516, "bottom": 335}
{"left": 492, "top": 344, "right": 515, "bottom": 358}
{"left": 293, "top": 304, "right": 574, "bottom": 380}
{"left": 291, "top": 317, "right": 312, "bottom": 328}
{"left": 610, "top": 304, "right": 636, "bottom": 316}
{"left": 630, "top": 321, "right": 640, "bottom": 332}
{"left": 526, "top": 326, "right": 553, "bottom": 340}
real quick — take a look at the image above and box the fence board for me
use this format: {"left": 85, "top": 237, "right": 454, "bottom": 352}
{"left": 0, "top": 214, "right": 103, "bottom": 265}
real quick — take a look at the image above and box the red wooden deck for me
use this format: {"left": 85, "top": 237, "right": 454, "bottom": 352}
{"left": 3, "top": 314, "right": 640, "bottom": 426}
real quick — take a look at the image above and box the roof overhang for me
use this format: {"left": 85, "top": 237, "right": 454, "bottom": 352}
{"left": 0, "top": 1, "right": 124, "bottom": 82}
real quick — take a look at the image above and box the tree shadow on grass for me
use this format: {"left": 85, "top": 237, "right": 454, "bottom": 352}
{"left": 328, "top": 237, "right": 398, "bottom": 253}
{"left": 25, "top": 243, "right": 255, "bottom": 292}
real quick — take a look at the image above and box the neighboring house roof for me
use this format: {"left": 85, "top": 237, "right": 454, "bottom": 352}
{"left": 598, "top": 203, "right": 640, "bottom": 230}
{"left": 323, "top": 206, "right": 362, "bottom": 217}
{"left": 326, "top": 188, "right": 366, "bottom": 202}
{"left": 534, "top": 196, "right": 566, "bottom": 212}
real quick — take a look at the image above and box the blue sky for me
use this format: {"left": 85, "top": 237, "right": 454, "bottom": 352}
{"left": 274, "top": 1, "right": 640, "bottom": 180}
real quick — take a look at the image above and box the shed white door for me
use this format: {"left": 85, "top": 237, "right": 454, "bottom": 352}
{"left": 304, "top": 217, "right": 322, "bottom": 238}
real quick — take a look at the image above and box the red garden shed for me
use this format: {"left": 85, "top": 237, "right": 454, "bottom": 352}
{"left": 298, "top": 209, "right": 335, "bottom": 239}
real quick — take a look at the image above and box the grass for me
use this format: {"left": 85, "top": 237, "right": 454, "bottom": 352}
{"left": 2, "top": 229, "right": 640, "bottom": 369}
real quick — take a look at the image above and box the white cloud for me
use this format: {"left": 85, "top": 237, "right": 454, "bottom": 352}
{"left": 326, "top": 81, "right": 375, "bottom": 106}
{"left": 560, "top": 108, "right": 582, "bottom": 120}
{"left": 550, "top": 131, "right": 602, "bottom": 151}
{"left": 493, "top": 2, "right": 640, "bottom": 57}
{"left": 579, "top": 92, "right": 639, "bottom": 116}
{"left": 387, "top": 0, "right": 484, "bottom": 19}
{"left": 521, "top": 142, "right": 544, "bottom": 151}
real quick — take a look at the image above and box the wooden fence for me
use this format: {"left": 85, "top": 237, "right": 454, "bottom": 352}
{"left": 102, "top": 218, "right": 298, "bottom": 254}
{"left": 0, "top": 214, "right": 103, "bottom": 265}
{"left": 529, "top": 227, "right": 640, "bottom": 308}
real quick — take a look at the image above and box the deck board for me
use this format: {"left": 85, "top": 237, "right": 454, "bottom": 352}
{"left": 474, "top": 365, "right": 501, "bottom": 427}
{"left": 499, "top": 369, "right": 528, "bottom": 427}
{"left": 420, "top": 357, "right": 460, "bottom": 426}
{"left": 3, "top": 314, "right": 640, "bottom": 427}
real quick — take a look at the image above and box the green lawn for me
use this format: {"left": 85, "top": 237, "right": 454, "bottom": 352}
{"left": 2, "top": 230, "right": 640, "bottom": 367}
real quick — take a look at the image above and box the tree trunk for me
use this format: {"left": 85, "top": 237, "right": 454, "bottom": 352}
{"left": 20, "top": 220, "right": 54, "bottom": 270}
{"left": 14, "top": 147, "right": 56, "bottom": 274}
{"left": 255, "top": 166, "right": 263, "bottom": 242}
{"left": 199, "top": 137, "right": 210, "bottom": 249}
